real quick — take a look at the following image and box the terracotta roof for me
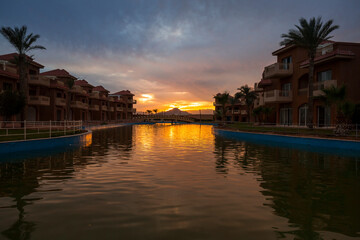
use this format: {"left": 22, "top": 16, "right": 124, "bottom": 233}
{"left": 0, "top": 69, "right": 18, "bottom": 79}
{"left": 111, "top": 90, "right": 134, "bottom": 96}
{"left": 75, "top": 79, "right": 94, "bottom": 88}
{"left": 93, "top": 85, "right": 109, "bottom": 93}
{"left": 0, "top": 53, "right": 44, "bottom": 68}
{"left": 258, "top": 79, "right": 272, "bottom": 87}
{"left": 272, "top": 41, "right": 337, "bottom": 56}
{"left": 41, "top": 69, "right": 77, "bottom": 79}
{"left": 300, "top": 49, "right": 355, "bottom": 67}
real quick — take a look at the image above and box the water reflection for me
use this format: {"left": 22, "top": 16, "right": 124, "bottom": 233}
{"left": 0, "top": 126, "right": 133, "bottom": 240}
{"left": 0, "top": 125, "right": 359, "bottom": 239}
{"left": 214, "top": 134, "right": 360, "bottom": 239}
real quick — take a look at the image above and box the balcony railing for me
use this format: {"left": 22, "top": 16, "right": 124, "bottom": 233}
{"left": 109, "top": 107, "right": 114, "bottom": 112}
{"left": 29, "top": 75, "right": 51, "bottom": 87}
{"left": 233, "top": 110, "right": 240, "bottom": 114}
{"left": 116, "top": 107, "right": 124, "bottom": 112}
{"left": 70, "top": 85, "right": 86, "bottom": 95}
{"left": 264, "top": 90, "right": 293, "bottom": 103}
{"left": 28, "top": 96, "right": 50, "bottom": 106}
{"left": 313, "top": 80, "right": 337, "bottom": 96}
{"left": 70, "top": 101, "right": 88, "bottom": 109}
{"left": 133, "top": 108, "right": 136, "bottom": 113}
{"left": 213, "top": 103, "right": 222, "bottom": 107}
{"left": 263, "top": 63, "right": 293, "bottom": 79}
{"left": 55, "top": 98, "right": 66, "bottom": 106}
{"left": 101, "top": 105, "right": 108, "bottom": 111}
{"left": 89, "top": 92, "right": 100, "bottom": 99}
{"left": 89, "top": 105, "right": 100, "bottom": 111}
{"left": 297, "top": 80, "right": 338, "bottom": 97}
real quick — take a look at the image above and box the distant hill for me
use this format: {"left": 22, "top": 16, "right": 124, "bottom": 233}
{"left": 164, "top": 108, "right": 190, "bottom": 115}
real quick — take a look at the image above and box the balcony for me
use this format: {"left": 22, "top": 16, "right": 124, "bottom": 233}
{"left": 28, "top": 96, "right": 50, "bottom": 106}
{"left": 264, "top": 90, "right": 293, "bottom": 103}
{"left": 70, "top": 101, "right": 88, "bottom": 109}
{"left": 313, "top": 80, "right": 337, "bottom": 97}
{"left": 89, "top": 92, "right": 100, "bottom": 99}
{"left": 133, "top": 108, "right": 136, "bottom": 113}
{"left": 109, "top": 106, "right": 114, "bottom": 112}
{"left": 263, "top": 63, "right": 293, "bottom": 79}
{"left": 254, "top": 95, "right": 264, "bottom": 107}
{"left": 241, "top": 110, "right": 247, "bottom": 115}
{"left": 55, "top": 98, "right": 66, "bottom": 106}
{"left": 89, "top": 105, "right": 100, "bottom": 111}
{"left": 29, "top": 75, "right": 50, "bottom": 87}
{"left": 70, "top": 85, "right": 86, "bottom": 95}
{"left": 101, "top": 105, "right": 108, "bottom": 111}
{"left": 213, "top": 103, "right": 222, "bottom": 107}
{"left": 116, "top": 107, "right": 124, "bottom": 112}
{"left": 127, "top": 99, "right": 137, "bottom": 104}
{"left": 233, "top": 110, "right": 240, "bottom": 114}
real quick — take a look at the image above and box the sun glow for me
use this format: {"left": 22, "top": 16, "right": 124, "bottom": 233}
{"left": 139, "top": 94, "right": 154, "bottom": 103}
{"left": 163, "top": 101, "right": 214, "bottom": 112}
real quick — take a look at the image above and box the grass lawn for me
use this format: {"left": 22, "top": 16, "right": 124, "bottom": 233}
{"left": 222, "top": 123, "right": 359, "bottom": 140}
{"left": 0, "top": 129, "right": 86, "bottom": 142}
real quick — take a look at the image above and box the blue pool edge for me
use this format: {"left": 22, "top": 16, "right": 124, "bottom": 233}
{"left": 214, "top": 128, "right": 360, "bottom": 152}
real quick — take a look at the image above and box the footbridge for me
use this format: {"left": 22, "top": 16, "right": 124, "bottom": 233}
{"left": 133, "top": 114, "right": 196, "bottom": 123}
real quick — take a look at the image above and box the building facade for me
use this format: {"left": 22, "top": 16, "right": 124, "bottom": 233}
{"left": 256, "top": 41, "right": 360, "bottom": 126}
{"left": 213, "top": 94, "right": 248, "bottom": 122}
{"left": 0, "top": 53, "right": 136, "bottom": 122}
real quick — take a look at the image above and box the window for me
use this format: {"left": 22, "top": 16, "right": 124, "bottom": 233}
{"left": 317, "top": 70, "right": 332, "bottom": 82}
{"left": 56, "top": 92, "right": 62, "bottom": 98}
{"left": 299, "top": 104, "right": 308, "bottom": 126}
{"left": 281, "top": 83, "right": 291, "bottom": 96}
{"left": 281, "top": 56, "right": 292, "bottom": 69}
{"left": 280, "top": 107, "right": 292, "bottom": 125}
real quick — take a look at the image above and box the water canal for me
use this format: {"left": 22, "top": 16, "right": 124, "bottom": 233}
{"left": 0, "top": 124, "right": 359, "bottom": 239}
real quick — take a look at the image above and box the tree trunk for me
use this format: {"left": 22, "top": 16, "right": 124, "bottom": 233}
{"left": 18, "top": 55, "right": 28, "bottom": 121}
{"left": 247, "top": 105, "right": 250, "bottom": 122}
{"left": 307, "top": 55, "right": 315, "bottom": 129}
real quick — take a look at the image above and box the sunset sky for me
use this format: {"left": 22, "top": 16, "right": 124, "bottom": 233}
{"left": 1, "top": 0, "right": 360, "bottom": 113}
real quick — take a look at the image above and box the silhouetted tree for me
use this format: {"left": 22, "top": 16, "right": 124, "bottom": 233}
{"left": 0, "top": 26, "right": 46, "bottom": 120}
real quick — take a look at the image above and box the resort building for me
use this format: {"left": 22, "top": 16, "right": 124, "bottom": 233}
{"left": 213, "top": 94, "right": 248, "bottom": 122}
{"left": 0, "top": 53, "right": 136, "bottom": 122}
{"left": 256, "top": 41, "right": 360, "bottom": 126}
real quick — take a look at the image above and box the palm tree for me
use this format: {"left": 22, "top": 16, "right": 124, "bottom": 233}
{"left": 321, "top": 85, "right": 353, "bottom": 135}
{"left": 235, "top": 85, "right": 257, "bottom": 122}
{"left": 262, "top": 106, "right": 274, "bottom": 124}
{"left": 228, "top": 96, "right": 239, "bottom": 121}
{"left": 214, "top": 91, "right": 230, "bottom": 122}
{"left": 0, "top": 25, "right": 46, "bottom": 121}
{"left": 280, "top": 17, "right": 339, "bottom": 128}
{"left": 153, "top": 109, "right": 158, "bottom": 115}
{"left": 253, "top": 106, "right": 263, "bottom": 124}
{"left": 64, "top": 79, "right": 75, "bottom": 120}
{"left": 146, "top": 110, "right": 152, "bottom": 115}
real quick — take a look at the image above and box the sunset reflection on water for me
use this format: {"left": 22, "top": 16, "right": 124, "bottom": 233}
{"left": 0, "top": 124, "right": 359, "bottom": 240}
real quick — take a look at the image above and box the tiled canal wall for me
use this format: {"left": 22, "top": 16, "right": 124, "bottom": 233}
{"left": 0, "top": 131, "right": 92, "bottom": 155}
{"left": 215, "top": 128, "right": 360, "bottom": 155}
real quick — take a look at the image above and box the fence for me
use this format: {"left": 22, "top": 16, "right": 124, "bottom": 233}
{"left": 220, "top": 122, "right": 359, "bottom": 139}
{"left": 0, "top": 121, "right": 83, "bottom": 141}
